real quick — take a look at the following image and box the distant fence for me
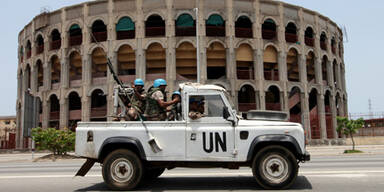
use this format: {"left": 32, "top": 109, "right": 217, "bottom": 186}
{"left": 348, "top": 112, "right": 384, "bottom": 137}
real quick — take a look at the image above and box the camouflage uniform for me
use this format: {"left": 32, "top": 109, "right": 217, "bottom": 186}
{"left": 144, "top": 88, "right": 167, "bottom": 121}
{"left": 127, "top": 91, "right": 146, "bottom": 120}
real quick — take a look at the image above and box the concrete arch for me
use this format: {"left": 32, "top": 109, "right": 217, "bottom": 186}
{"left": 207, "top": 39, "right": 227, "bottom": 48}
{"left": 48, "top": 53, "right": 60, "bottom": 63}
{"left": 265, "top": 83, "right": 282, "bottom": 92}
{"left": 263, "top": 43, "right": 280, "bottom": 52}
{"left": 65, "top": 20, "right": 84, "bottom": 32}
{"left": 114, "top": 42, "right": 136, "bottom": 52}
{"left": 87, "top": 16, "right": 108, "bottom": 28}
{"left": 87, "top": 87, "right": 107, "bottom": 97}
{"left": 287, "top": 45, "right": 302, "bottom": 55}
{"left": 176, "top": 39, "right": 196, "bottom": 48}
{"left": 288, "top": 85, "right": 304, "bottom": 93}
{"left": 304, "top": 24, "right": 316, "bottom": 34}
{"left": 205, "top": 12, "right": 225, "bottom": 21}
{"left": 144, "top": 12, "right": 166, "bottom": 21}
{"left": 324, "top": 87, "right": 333, "bottom": 96}
{"left": 262, "top": 16, "right": 279, "bottom": 26}
{"left": 320, "top": 30, "right": 328, "bottom": 39}
{"left": 235, "top": 40, "right": 256, "bottom": 50}
{"left": 88, "top": 45, "right": 106, "bottom": 55}
{"left": 34, "top": 32, "right": 46, "bottom": 42}
{"left": 67, "top": 47, "right": 82, "bottom": 57}
{"left": 285, "top": 20, "right": 298, "bottom": 29}
{"left": 115, "top": 14, "right": 136, "bottom": 24}
{"left": 238, "top": 82, "right": 257, "bottom": 92}
{"left": 144, "top": 40, "right": 166, "bottom": 50}
{"left": 321, "top": 53, "right": 329, "bottom": 61}
{"left": 305, "top": 49, "right": 317, "bottom": 58}
{"left": 175, "top": 11, "right": 196, "bottom": 20}
{"left": 308, "top": 86, "right": 321, "bottom": 94}
{"left": 47, "top": 26, "right": 62, "bottom": 37}
{"left": 46, "top": 92, "right": 60, "bottom": 102}
{"left": 32, "top": 56, "right": 44, "bottom": 67}
{"left": 65, "top": 89, "right": 82, "bottom": 99}
{"left": 235, "top": 13, "right": 254, "bottom": 23}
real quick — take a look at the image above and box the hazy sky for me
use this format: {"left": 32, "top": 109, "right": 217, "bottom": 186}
{"left": 0, "top": 0, "right": 382, "bottom": 116}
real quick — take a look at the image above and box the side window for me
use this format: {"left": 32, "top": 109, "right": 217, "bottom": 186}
{"left": 189, "top": 95, "right": 225, "bottom": 119}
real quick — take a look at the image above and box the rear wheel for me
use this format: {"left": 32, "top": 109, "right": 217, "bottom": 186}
{"left": 252, "top": 145, "right": 298, "bottom": 189}
{"left": 102, "top": 149, "right": 143, "bottom": 191}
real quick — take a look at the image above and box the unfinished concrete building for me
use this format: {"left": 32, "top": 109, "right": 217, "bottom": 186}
{"left": 16, "top": 0, "right": 347, "bottom": 148}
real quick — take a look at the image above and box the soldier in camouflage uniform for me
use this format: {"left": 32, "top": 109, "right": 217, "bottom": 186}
{"left": 127, "top": 79, "right": 146, "bottom": 120}
{"left": 144, "top": 79, "right": 180, "bottom": 121}
{"left": 167, "top": 91, "right": 182, "bottom": 121}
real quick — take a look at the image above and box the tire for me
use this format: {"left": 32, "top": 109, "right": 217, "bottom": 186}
{"left": 143, "top": 168, "right": 165, "bottom": 180}
{"left": 102, "top": 149, "right": 143, "bottom": 191}
{"left": 252, "top": 145, "right": 298, "bottom": 190}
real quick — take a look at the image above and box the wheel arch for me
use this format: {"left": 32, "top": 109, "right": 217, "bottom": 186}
{"left": 98, "top": 137, "right": 147, "bottom": 163}
{"left": 246, "top": 135, "right": 303, "bottom": 162}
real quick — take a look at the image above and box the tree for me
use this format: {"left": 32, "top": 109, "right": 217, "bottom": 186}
{"left": 336, "top": 117, "right": 364, "bottom": 151}
{"left": 31, "top": 127, "right": 75, "bottom": 155}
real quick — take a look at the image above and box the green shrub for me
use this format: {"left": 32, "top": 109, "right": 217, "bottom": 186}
{"left": 32, "top": 127, "right": 75, "bottom": 155}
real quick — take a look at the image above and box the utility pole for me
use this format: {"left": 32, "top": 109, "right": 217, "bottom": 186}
{"left": 194, "top": 7, "right": 200, "bottom": 84}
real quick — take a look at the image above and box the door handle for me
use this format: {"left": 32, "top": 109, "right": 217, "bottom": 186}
{"left": 190, "top": 133, "right": 196, "bottom": 141}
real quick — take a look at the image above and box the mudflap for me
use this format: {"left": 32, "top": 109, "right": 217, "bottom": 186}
{"left": 75, "top": 159, "right": 96, "bottom": 177}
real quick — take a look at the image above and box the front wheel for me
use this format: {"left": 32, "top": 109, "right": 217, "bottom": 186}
{"left": 102, "top": 149, "right": 143, "bottom": 191}
{"left": 252, "top": 145, "right": 298, "bottom": 190}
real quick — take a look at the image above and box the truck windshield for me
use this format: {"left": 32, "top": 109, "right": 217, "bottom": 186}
{"left": 224, "top": 91, "right": 235, "bottom": 110}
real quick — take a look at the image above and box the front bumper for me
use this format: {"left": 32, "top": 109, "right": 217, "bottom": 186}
{"left": 299, "top": 150, "right": 310, "bottom": 162}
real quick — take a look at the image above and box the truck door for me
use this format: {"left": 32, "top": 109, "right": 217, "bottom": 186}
{"left": 186, "top": 94, "right": 235, "bottom": 161}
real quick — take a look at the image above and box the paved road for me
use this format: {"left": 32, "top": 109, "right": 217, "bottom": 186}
{"left": 0, "top": 154, "right": 384, "bottom": 192}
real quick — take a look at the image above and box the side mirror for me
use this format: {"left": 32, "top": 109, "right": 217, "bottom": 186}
{"left": 223, "top": 107, "right": 230, "bottom": 120}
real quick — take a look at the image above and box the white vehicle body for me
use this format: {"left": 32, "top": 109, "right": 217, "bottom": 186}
{"left": 75, "top": 83, "right": 310, "bottom": 190}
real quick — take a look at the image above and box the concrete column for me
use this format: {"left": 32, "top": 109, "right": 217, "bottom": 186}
{"left": 136, "top": 47, "right": 145, "bottom": 80}
{"left": 317, "top": 93, "right": 327, "bottom": 140}
{"left": 299, "top": 54, "right": 307, "bottom": 83}
{"left": 327, "top": 60, "right": 334, "bottom": 87}
{"left": 301, "top": 92, "right": 310, "bottom": 139}
{"left": 198, "top": 0, "right": 206, "bottom": 83}
{"left": 82, "top": 96, "right": 90, "bottom": 121}
{"left": 61, "top": 56, "right": 69, "bottom": 88}
{"left": 59, "top": 98, "right": 68, "bottom": 129}
{"left": 330, "top": 95, "right": 338, "bottom": 138}
{"left": 314, "top": 57, "right": 322, "bottom": 84}
{"left": 281, "top": 91, "right": 288, "bottom": 112}
{"left": 83, "top": 54, "right": 92, "bottom": 85}
{"left": 166, "top": 45, "right": 176, "bottom": 93}
{"left": 30, "top": 67, "right": 38, "bottom": 94}
{"left": 200, "top": 46, "right": 207, "bottom": 84}
{"left": 278, "top": 51, "right": 287, "bottom": 82}
{"left": 45, "top": 61, "right": 51, "bottom": 91}
{"left": 336, "top": 63, "right": 342, "bottom": 90}
{"left": 42, "top": 100, "right": 49, "bottom": 129}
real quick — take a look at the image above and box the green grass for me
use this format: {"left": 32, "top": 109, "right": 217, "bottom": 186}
{"left": 344, "top": 149, "right": 363, "bottom": 154}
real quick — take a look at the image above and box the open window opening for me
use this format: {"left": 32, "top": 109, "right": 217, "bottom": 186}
{"left": 309, "top": 89, "right": 320, "bottom": 139}
{"left": 36, "top": 35, "right": 44, "bottom": 55}
{"left": 26, "top": 41, "right": 32, "bottom": 59}
{"left": 289, "top": 87, "right": 302, "bottom": 123}
{"left": 235, "top": 16, "right": 252, "bottom": 38}
{"left": 236, "top": 44, "right": 254, "bottom": 80}
{"left": 262, "top": 19, "right": 276, "bottom": 40}
{"left": 287, "top": 48, "right": 299, "bottom": 82}
{"left": 145, "top": 15, "right": 165, "bottom": 37}
{"left": 146, "top": 43, "right": 166, "bottom": 80}
{"left": 51, "top": 55, "right": 61, "bottom": 86}
{"left": 91, "top": 20, "right": 107, "bottom": 42}
{"left": 265, "top": 86, "right": 281, "bottom": 111}
{"left": 36, "top": 60, "right": 43, "bottom": 91}
{"left": 285, "top": 22, "right": 297, "bottom": 43}
{"left": 69, "top": 51, "right": 82, "bottom": 87}
{"left": 176, "top": 42, "right": 197, "bottom": 80}
{"left": 116, "top": 17, "right": 135, "bottom": 40}
{"left": 305, "top": 27, "right": 314, "bottom": 46}
{"left": 321, "top": 56, "right": 328, "bottom": 86}
{"left": 238, "top": 85, "right": 256, "bottom": 112}
{"left": 50, "top": 29, "right": 61, "bottom": 50}
{"left": 118, "top": 45, "right": 135, "bottom": 83}
{"left": 68, "top": 92, "right": 81, "bottom": 131}
{"left": 263, "top": 46, "right": 279, "bottom": 81}
{"left": 175, "top": 14, "right": 196, "bottom": 37}
{"left": 69, "top": 24, "right": 82, "bottom": 46}
{"left": 325, "top": 91, "right": 334, "bottom": 139}
{"left": 206, "top": 14, "right": 225, "bottom": 37}
{"left": 49, "top": 94, "right": 60, "bottom": 129}
{"left": 320, "top": 32, "right": 327, "bottom": 50}
{"left": 90, "top": 89, "right": 107, "bottom": 122}
{"left": 306, "top": 51, "right": 316, "bottom": 83}
{"left": 207, "top": 42, "right": 226, "bottom": 79}
{"left": 92, "top": 48, "right": 107, "bottom": 80}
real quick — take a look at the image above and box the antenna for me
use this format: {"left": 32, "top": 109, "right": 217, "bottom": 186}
{"left": 368, "top": 99, "right": 373, "bottom": 119}
{"left": 342, "top": 25, "right": 349, "bottom": 43}
{"left": 40, "top": 6, "right": 51, "bottom": 14}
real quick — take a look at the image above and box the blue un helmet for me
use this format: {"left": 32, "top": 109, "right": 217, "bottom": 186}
{"left": 172, "top": 91, "right": 181, "bottom": 96}
{"left": 153, "top": 79, "right": 167, "bottom": 88}
{"left": 134, "top": 79, "right": 144, "bottom": 86}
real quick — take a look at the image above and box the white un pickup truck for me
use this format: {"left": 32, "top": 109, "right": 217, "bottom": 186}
{"left": 75, "top": 83, "right": 310, "bottom": 190}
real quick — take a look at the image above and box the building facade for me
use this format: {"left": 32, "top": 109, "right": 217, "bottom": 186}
{"left": 0, "top": 116, "right": 16, "bottom": 149}
{"left": 16, "top": 0, "right": 347, "bottom": 148}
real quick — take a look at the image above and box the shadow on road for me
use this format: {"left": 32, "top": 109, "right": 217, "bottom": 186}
{"left": 76, "top": 176, "right": 312, "bottom": 191}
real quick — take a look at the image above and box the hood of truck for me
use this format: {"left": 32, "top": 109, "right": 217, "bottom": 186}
{"left": 238, "top": 119, "right": 301, "bottom": 127}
